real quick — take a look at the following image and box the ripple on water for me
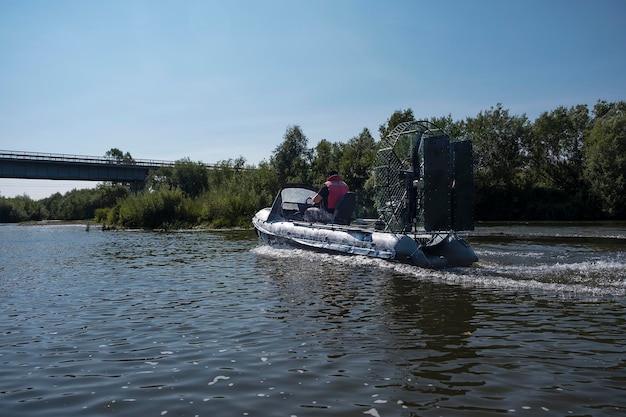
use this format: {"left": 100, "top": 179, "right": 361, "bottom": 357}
{"left": 1, "top": 226, "right": 625, "bottom": 416}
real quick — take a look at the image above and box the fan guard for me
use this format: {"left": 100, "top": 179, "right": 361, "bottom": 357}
{"left": 374, "top": 120, "right": 445, "bottom": 233}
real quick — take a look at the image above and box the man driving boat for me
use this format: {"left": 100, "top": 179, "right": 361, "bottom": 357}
{"left": 304, "top": 170, "right": 349, "bottom": 223}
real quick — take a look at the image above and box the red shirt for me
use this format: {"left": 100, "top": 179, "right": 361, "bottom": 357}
{"left": 319, "top": 174, "right": 349, "bottom": 212}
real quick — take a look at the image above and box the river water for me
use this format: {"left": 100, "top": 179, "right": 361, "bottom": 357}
{"left": 1, "top": 222, "right": 625, "bottom": 417}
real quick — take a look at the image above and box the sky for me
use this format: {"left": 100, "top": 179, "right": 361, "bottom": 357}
{"left": 1, "top": 0, "right": 625, "bottom": 200}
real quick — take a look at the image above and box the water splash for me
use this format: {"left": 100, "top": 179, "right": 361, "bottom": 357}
{"left": 252, "top": 242, "right": 626, "bottom": 298}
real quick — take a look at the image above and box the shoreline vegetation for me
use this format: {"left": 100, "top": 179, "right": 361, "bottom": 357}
{"left": 2, "top": 101, "right": 625, "bottom": 229}
{"left": 17, "top": 219, "right": 254, "bottom": 234}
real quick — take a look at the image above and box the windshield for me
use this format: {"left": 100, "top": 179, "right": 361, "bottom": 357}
{"left": 268, "top": 185, "right": 317, "bottom": 221}
{"left": 280, "top": 187, "right": 314, "bottom": 204}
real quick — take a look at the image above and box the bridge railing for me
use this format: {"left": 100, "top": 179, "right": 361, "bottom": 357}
{"left": 0, "top": 150, "right": 177, "bottom": 168}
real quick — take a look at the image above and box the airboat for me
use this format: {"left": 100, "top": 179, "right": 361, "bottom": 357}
{"left": 252, "top": 121, "right": 478, "bottom": 268}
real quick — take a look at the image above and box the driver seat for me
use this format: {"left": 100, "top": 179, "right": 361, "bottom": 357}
{"left": 330, "top": 192, "right": 356, "bottom": 225}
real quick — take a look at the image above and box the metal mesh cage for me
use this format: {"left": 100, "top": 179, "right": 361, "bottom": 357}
{"left": 373, "top": 121, "right": 445, "bottom": 233}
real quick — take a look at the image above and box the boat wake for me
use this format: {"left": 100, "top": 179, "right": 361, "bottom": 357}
{"left": 252, "top": 243, "right": 626, "bottom": 298}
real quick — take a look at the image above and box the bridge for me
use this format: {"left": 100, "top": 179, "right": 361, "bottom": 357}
{"left": 0, "top": 150, "right": 178, "bottom": 192}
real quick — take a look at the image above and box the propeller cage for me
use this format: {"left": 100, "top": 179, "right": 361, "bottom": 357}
{"left": 374, "top": 121, "right": 474, "bottom": 233}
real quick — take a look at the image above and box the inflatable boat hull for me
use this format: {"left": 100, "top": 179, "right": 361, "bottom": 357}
{"left": 253, "top": 208, "right": 477, "bottom": 268}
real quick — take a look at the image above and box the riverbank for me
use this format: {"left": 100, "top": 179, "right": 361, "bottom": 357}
{"left": 15, "top": 219, "right": 254, "bottom": 233}
{"left": 19, "top": 219, "right": 97, "bottom": 226}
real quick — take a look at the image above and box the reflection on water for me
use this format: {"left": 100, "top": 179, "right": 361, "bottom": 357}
{"left": 0, "top": 223, "right": 625, "bottom": 416}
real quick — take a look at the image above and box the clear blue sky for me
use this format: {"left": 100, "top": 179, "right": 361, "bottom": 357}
{"left": 1, "top": 0, "right": 625, "bottom": 199}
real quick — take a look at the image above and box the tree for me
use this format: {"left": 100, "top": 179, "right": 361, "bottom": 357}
{"left": 584, "top": 101, "right": 626, "bottom": 218}
{"left": 172, "top": 158, "right": 209, "bottom": 198}
{"left": 270, "top": 125, "right": 312, "bottom": 186}
{"left": 592, "top": 99, "right": 626, "bottom": 119}
{"left": 253, "top": 159, "right": 279, "bottom": 201}
{"left": 310, "top": 139, "right": 345, "bottom": 184}
{"left": 430, "top": 114, "right": 465, "bottom": 139}
{"left": 0, "top": 195, "right": 44, "bottom": 222}
{"left": 465, "top": 103, "right": 530, "bottom": 189}
{"left": 378, "top": 109, "right": 415, "bottom": 140}
{"left": 96, "top": 183, "right": 130, "bottom": 207}
{"left": 146, "top": 166, "right": 174, "bottom": 192}
{"left": 527, "top": 105, "right": 590, "bottom": 190}
{"left": 339, "top": 128, "right": 378, "bottom": 217}
{"left": 310, "top": 139, "right": 333, "bottom": 182}
{"left": 105, "top": 148, "right": 135, "bottom": 164}
{"left": 339, "top": 128, "right": 377, "bottom": 194}
{"left": 116, "top": 187, "right": 194, "bottom": 229}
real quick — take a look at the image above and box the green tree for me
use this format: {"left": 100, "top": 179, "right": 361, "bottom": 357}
{"left": 527, "top": 105, "right": 590, "bottom": 190}
{"left": 270, "top": 125, "right": 312, "bottom": 185}
{"left": 172, "top": 158, "right": 209, "bottom": 198}
{"left": 462, "top": 104, "right": 532, "bottom": 220}
{"left": 51, "top": 188, "right": 96, "bottom": 220}
{"left": 592, "top": 99, "right": 626, "bottom": 119}
{"left": 105, "top": 148, "right": 135, "bottom": 164}
{"left": 254, "top": 160, "right": 280, "bottom": 202}
{"left": 95, "top": 184, "right": 130, "bottom": 207}
{"left": 0, "top": 195, "right": 44, "bottom": 222}
{"left": 207, "top": 157, "right": 244, "bottom": 189}
{"left": 339, "top": 128, "right": 376, "bottom": 191}
{"left": 584, "top": 101, "right": 626, "bottom": 218}
{"left": 0, "top": 197, "right": 13, "bottom": 222}
{"left": 146, "top": 166, "right": 175, "bottom": 192}
{"left": 116, "top": 187, "right": 197, "bottom": 229}
{"left": 310, "top": 139, "right": 333, "bottom": 182}
{"left": 198, "top": 158, "right": 275, "bottom": 227}
{"left": 339, "top": 128, "right": 378, "bottom": 217}
{"left": 465, "top": 103, "right": 530, "bottom": 189}
{"left": 378, "top": 109, "right": 415, "bottom": 140}
{"left": 430, "top": 114, "right": 465, "bottom": 139}
{"left": 41, "top": 192, "right": 63, "bottom": 219}
{"left": 310, "top": 139, "right": 346, "bottom": 184}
